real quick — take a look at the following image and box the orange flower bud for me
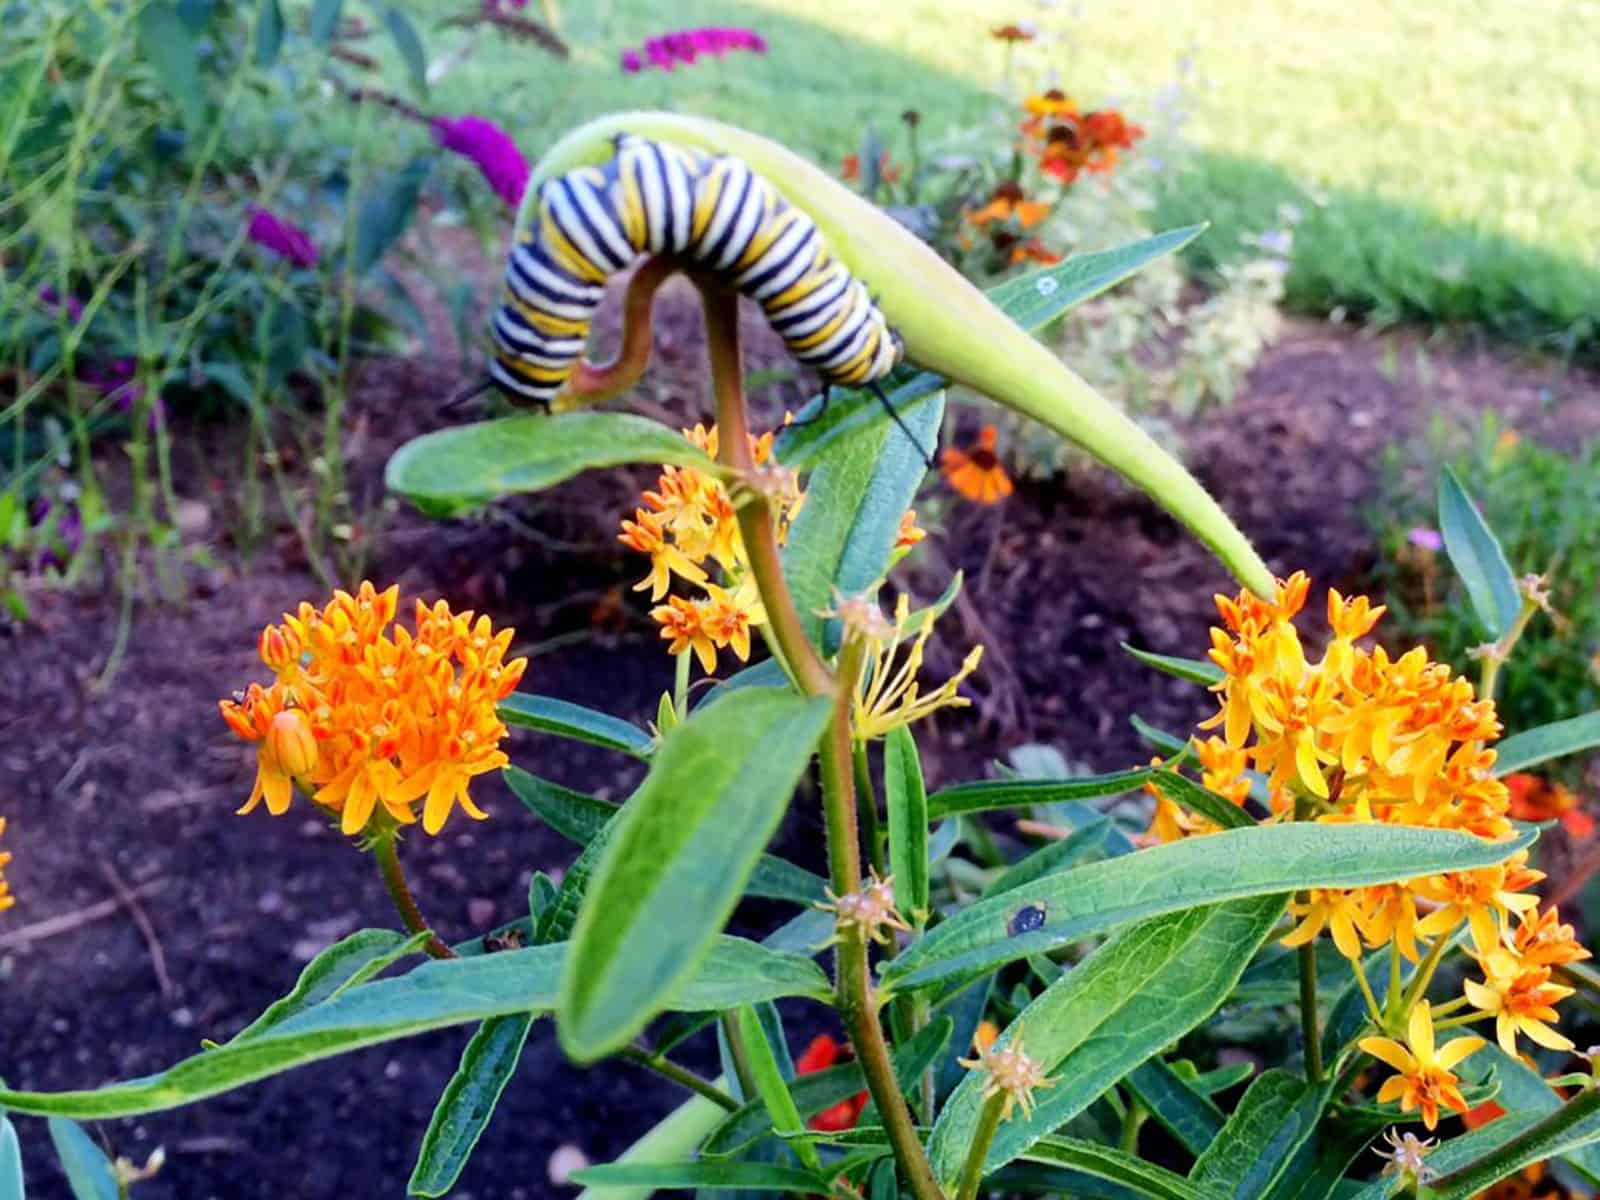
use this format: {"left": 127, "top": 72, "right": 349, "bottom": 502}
{"left": 266, "top": 709, "right": 318, "bottom": 778}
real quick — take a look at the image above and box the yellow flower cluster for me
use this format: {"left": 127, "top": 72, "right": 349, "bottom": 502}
{"left": 618, "top": 424, "right": 793, "bottom": 675}
{"left": 0, "top": 817, "right": 13, "bottom": 912}
{"left": 848, "top": 593, "right": 983, "bottom": 742}
{"left": 1167, "top": 572, "right": 1589, "bottom": 1126}
{"left": 219, "top": 582, "right": 526, "bottom": 837}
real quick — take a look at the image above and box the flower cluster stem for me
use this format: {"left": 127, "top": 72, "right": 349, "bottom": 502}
{"left": 372, "top": 832, "right": 455, "bottom": 960}
{"left": 698, "top": 279, "right": 947, "bottom": 1200}
{"left": 1292, "top": 795, "right": 1323, "bottom": 1083}
{"left": 955, "top": 1092, "right": 1006, "bottom": 1200}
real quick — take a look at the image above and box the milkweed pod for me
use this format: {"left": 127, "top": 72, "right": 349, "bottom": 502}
{"left": 525, "top": 113, "right": 1273, "bottom": 598}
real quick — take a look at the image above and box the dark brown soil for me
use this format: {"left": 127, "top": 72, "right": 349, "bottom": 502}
{"left": 3, "top": 300, "right": 1598, "bottom": 1198}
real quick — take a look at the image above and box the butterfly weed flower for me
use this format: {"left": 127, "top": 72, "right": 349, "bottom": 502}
{"left": 1465, "top": 946, "right": 1577, "bottom": 1056}
{"left": 847, "top": 594, "right": 982, "bottom": 741}
{"left": 220, "top": 583, "right": 526, "bottom": 836}
{"left": 1359, "top": 1001, "right": 1485, "bottom": 1131}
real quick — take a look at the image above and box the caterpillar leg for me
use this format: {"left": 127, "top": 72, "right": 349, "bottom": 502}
{"left": 437, "top": 376, "right": 503, "bottom": 417}
{"left": 869, "top": 382, "right": 936, "bottom": 469}
{"left": 786, "top": 385, "right": 832, "bottom": 429}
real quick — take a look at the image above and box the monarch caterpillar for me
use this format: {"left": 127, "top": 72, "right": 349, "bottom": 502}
{"left": 486, "top": 134, "right": 919, "bottom": 449}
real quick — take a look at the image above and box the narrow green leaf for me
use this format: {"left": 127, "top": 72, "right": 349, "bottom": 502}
{"left": 1122, "top": 1059, "right": 1223, "bottom": 1158}
{"left": 506, "top": 769, "right": 828, "bottom": 905}
{"left": 0, "top": 939, "right": 820, "bottom": 1120}
{"left": 1438, "top": 467, "right": 1521, "bottom": 639}
{"left": 736, "top": 1007, "right": 821, "bottom": 1173}
{"left": 382, "top": 5, "right": 429, "bottom": 98}
{"left": 1190, "top": 1062, "right": 1257, "bottom": 1095}
{"left": 253, "top": 0, "right": 284, "bottom": 67}
{"left": 354, "top": 157, "right": 431, "bottom": 275}
{"left": 1260, "top": 1115, "right": 1382, "bottom": 1200}
{"left": 1430, "top": 1089, "right": 1600, "bottom": 1198}
{"left": 558, "top": 688, "right": 833, "bottom": 1061}
{"left": 387, "top": 414, "right": 722, "bottom": 519}
{"left": 135, "top": 2, "right": 207, "bottom": 130}
{"left": 46, "top": 1121, "right": 116, "bottom": 1200}
{"left": 528, "top": 872, "right": 558, "bottom": 926}
{"left": 926, "top": 898, "right": 1285, "bottom": 1184}
{"left": 980, "top": 819, "right": 1109, "bottom": 900}
{"left": 572, "top": 1163, "right": 826, "bottom": 1191}
{"left": 1492, "top": 711, "right": 1600, "bottom": 776}
{"left": 883, "top": 823, "right": 1537, "bottom": 991}
{"left": 1458, "top": 1047, "right": 1600, "bottom": 1184}
{"left": 0, "top": 1116, "right": 19, "bottom": 1200}
{"left": 1189, "top": 1069, "right": 1332, "bottom": 1198}
{"left": 1132, "top": 715, "right": 1191, "bottom": 757}
{"left": 308, "top": 0, "right": 343, "bottom": 45}
{"left": 703, "top": 1017, "right": 952, "bottom": 1158}
{"left": 1122, "top": 644, "right": 1224, "bottom": 686}
{"left": 1020, "top": 1136, "right": 1207, "bottom": 1200}
{"left": 226, "top": 928, "right": 426, "bottom": 1042}
{"left": 885, "top": 727, "right": 929, "bottom": 924}
{"left": 1343, "top": 1116, "right": 1543, "bottom": 1200}
{"left": 1146, "top": 770, "right": 1255, "bottom": 830}
{"left": 780, "top": 388, "right": 944, "bottom": 646}
{"left": 536, "top": 829, "right": 608, "bottom": 944}
{"left": 498, "top": 694, "right": 653, "bottom": 758}
{"left": 869, "top": 1158, "right": 897, "bottom": 1200}
{"left": 925, "top": 766, "right": 1157, "bottom": 821}
{"left": 407, "top": 1013, "right": 536, "bottom": 1197}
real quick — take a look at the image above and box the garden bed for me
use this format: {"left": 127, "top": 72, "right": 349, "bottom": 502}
{"left": 2, "top": 310, "right": 1598, "bottom": 1199}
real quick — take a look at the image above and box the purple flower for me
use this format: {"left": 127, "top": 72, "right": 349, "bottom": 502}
{"left": 247, "top": 207, "right": 320, "bottom": 268}
{"left": 1408, "top": 527, "right": 1444, "bottom": 552}
{"left": 31, "top": 496, "right": 82, "bottom": 570}
{"left": 621, "top": 26, "right": 767, "bottom": 74}
{"left": 431, "top": 114, "right": 530, "bottom": 208}
{"left": 39, "top": 286, "right": 85, "bottom": 325}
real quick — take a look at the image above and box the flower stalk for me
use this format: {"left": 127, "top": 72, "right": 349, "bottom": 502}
{"left": 954, "top": 1092, "right": 1005, "bottom": 1200}
{"left": 697, "top": 278, "right": 947, "bottom": 1200}
{"left": 371, "top": 830, "right": 455, "bottom": 960}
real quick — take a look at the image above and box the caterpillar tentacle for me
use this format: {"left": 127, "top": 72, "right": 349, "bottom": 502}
{"left": 488, "top": 134, "right": 905, "bottom": 412}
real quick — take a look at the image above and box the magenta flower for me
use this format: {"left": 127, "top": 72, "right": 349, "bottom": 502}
{"left": 1408, "top": 527, "right": 1444, "bottom": 552}
{"left": 621, "top": 26, "right": 767, "bottom": 74}
{"left": 432, "top": 114, "right": 530, "bottom": 209}
{"left": 247, "top": 208, "right": 320, "bottom": 268}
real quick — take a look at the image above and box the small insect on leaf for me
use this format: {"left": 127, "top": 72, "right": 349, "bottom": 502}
{"left": 1008, "top": 903, "right": 1047, "bottom": 936}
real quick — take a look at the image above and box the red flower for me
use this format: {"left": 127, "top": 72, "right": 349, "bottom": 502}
{"left": 795, "top": 1034, "right": 868, "bottom": 1132}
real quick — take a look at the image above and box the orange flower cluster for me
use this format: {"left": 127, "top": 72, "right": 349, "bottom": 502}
{"left": 1505, "top": 772, "right": 1595, "bottom": 839}
{"left": 941, "top": 425, "right": 1013, "bottom": 504}
{"left": 964, "top": 181, "right": 1061, "bottom": 266}
{"left": 219, "top": 582, "right": 526, "bottom": 837}
{"left": 619, "top": 424, "right": 789, "bottom": 675}
{"left": 1020, "top": 90, "right": 1144, "bottom": 183}
{"left": 1169, "top": 572, "right": 1587, "bottom": 1118}
{"left": 0, "top": 817, "right": 13, "bottom": 912}
{"left": 840, "top": 150, "right": 902, "bottom": 186}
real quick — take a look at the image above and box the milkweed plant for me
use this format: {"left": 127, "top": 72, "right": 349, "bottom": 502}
{"left": 4, "top": 112, "right": 1600, "bottom": 1200}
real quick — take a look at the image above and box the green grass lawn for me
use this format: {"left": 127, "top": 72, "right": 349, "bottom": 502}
{"left": 364, "top": 0, "right": 1600, "bottom": 354}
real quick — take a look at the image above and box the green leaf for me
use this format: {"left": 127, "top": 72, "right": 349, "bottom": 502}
{"left": 505, "top": 769, "right": 828, "bottom": 906}
{"left": 1122, "top": 644, "right": 1225, "bottom": 686}
{"left": 571, "top": 1163, "right": 827, "bottom": 1191}
{"left": 1019, "top": 1136, "right": 1208, "bottom": 1200}
{"left": 885, "top": 727, "right": 929, "bottom": 924}
{"left": 557, "top": 688, "right": 833, "bottom": 1061}
{"left": 46, "top": 1120, "right": 116, "bottom": 1200}
{"left": 0, "top": 939, "right": 821, "bottom": 1120}
{"left": 226, "top": 928, "right": 427, "bottom": 1042}
{"left": 0, "top": 1116, "right": 19, "bottom": 1200}
{"left": 1132, "top": 715, "right": 1191, "bottom": 757}
{"left": 1189, "top": 1069, "right": 1332, "bottom": 1198}
{"left": 498, "top": 693, "right": 653, "bottom": 758}
{"left": 1438, "top": 466, "right": 1521, "bottom": 640}
{"left": 1492, "top": 711, "right": 1600, "bottom": 776}
{"left": 882, "top": 823, "right": 1536, "bottom": 991}
{"left": 980, "top": 819, "right": 1109, "bottom": 900}
{"left": 254, "top": 0, "right": 284, "bottom": 67}
{"left": 135, "top": 2, "right": 207, "bottom": 130}
{"left": 703, "top": 1017, "right": 952, "bottom": 1158}
{"left": 407, "top": 1013, "right": 536, "bottom": 1197}
{"left": 382, "top": 5, "right": 429, "bottom": 98}
{"left": 308, "top": 0, "right": 343, "bottom": 44}
{"left": 1122, "top": 1059, "right": 1223, "bottom": 1159}
{"left": 354, "top": 157, "right": 431, "bottom": 275}
{"left": 387, "top": 414, "right": 721, "bottom": 519}
{"left": 926, "top": 898, "right": 1285, "bottom": 1184}
{"left": 1260, "top": 1116, "right": 1382, "bottom": 1200}
{"left": 1146, "top": 770, "right": 1255, "bottom": 830}
{"left": 780, "top": 388, "right": 944, "bottom": 646}
{"left": 925, "top": 766, "right": 1157, "bottom": 821}
{"left": 1429, "top": 1089, "right": 1600, "bottom": 1198}
{"left": 736, "top": 1006, "right": 821, "bottom": 1173}
{"left": 1458, "top": 1047, "right": 1600, "bottom": 1184}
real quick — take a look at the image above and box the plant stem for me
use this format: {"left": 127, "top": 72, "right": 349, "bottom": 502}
{"left": 698, "top": 280, "right": 946, "bottom": 1200}
{"left": 1399, "top": 935, "right": 1450, "bottom": 1023}
{"left": 673, "top": 646, "right": 691, "bottom": 719}
{"left": 1119, "top": 1096, "right": 1148, "bottom": 1155}
{"left": 1480, "top": 594, "right": 1540, "bottom": 702}
{"left": 1351, "top": 953, "right": 1384, "bottom": 1024}
{"left": 719, "top": 1012, "right": 759, "bottom": 1101}
{"left": 854, "top": 738, "right": 886, "bottom": 876}
{"left": 568, "top": 256, "right": 676, "bottom": 402}
{"left": 955, "top": 1092, "right": 1005, "bottom": 1200}
{"left": 618, "top": 1047, "right": 739, "bottom": 1112}
{"left": 372, "top": 832, "right": 455, "bottom": 960}
{"left": 1292, "top": 795, "right": 1323, "bottom": 1083}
